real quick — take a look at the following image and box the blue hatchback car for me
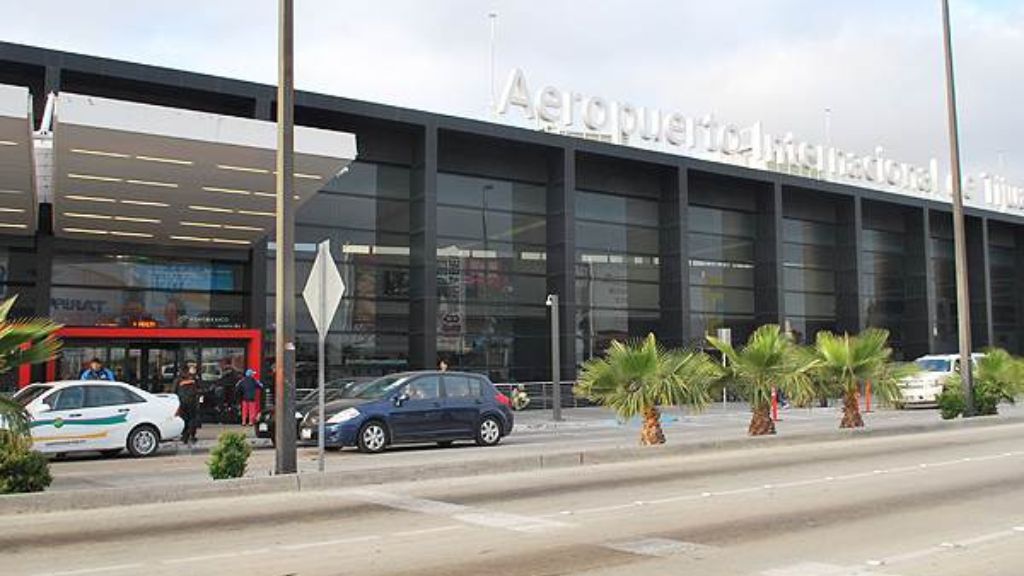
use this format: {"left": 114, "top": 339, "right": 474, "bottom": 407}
{"left": 298, "top": 371, "right": 514, "bottom": 453}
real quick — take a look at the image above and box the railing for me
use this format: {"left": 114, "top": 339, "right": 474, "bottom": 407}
{"left": 493, "top": 381, "right": 593, "bottom": 410}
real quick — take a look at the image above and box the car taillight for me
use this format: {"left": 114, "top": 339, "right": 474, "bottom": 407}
{"left": 496, "top": 392, "right": 511, "bottom": 406}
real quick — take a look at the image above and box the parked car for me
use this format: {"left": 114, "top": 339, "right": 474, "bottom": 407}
{"left": 255, "top": 378, "right": 368, "bottom": 444}
{"left": 899, "top": 353, "right": 984, "bottom": 407}
{"left": 11, "top": 380, "right": 184, "bottom": 457}
{"left": 299, "top": 371, "right": 513, "bottom": 453}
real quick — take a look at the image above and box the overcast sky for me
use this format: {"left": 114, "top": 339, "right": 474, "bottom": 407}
{"left": 1, "top": 0, "right": 1020, "bottom": 182}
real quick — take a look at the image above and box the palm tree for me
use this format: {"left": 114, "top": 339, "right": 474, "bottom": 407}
{"left": 811, "top": 328, "right": 910, "bottom": 429}
{"left": 575, "top": 333, "right": 717, "bottom": 445}
{"left": 708, "top": 324, "right": 817, "bottom": 436}
{"left": 0, "top": 296, "right": 62, "bottom": 439}
{"left": 971, "top": 348, "right": 1024, "bottom": 415}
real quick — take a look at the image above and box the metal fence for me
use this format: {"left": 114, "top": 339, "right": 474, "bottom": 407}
{"left": 493, "top": 381, "right": 594, "bottom": 409}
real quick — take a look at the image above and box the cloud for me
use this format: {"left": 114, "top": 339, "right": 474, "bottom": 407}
{"left": 0, "top": 0, "right": 1019, "bottom": 182}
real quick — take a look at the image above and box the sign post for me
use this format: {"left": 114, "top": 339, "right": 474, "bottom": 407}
{"left": 716, "top": 328, "right": 731, "bottom": 409}
{"left": 302, "top": 240, "right": 345, "bottom": 472}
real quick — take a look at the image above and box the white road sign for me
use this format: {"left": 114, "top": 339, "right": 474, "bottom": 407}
{"left": 302, "top": 240, "right": 345, "bottom": 339}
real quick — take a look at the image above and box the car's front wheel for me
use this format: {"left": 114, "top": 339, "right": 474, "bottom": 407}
{"left": 357, "top": 421, "right": 388, "bottom": 454}
{"left": 127, "top": 425, "right": 161, "bottom": 458}
{"left": 475, "top": 416, "right": 502, "bottom": 447}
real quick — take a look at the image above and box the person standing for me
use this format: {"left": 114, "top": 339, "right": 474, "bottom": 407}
{"left": 235, "top": 369, "right": 264, "bottom": 426}
{"left": 175, "top": 363, "right": 201, "bottom": 445}
{"left": 80, "top": 357, "right": 115, "bottom": 381}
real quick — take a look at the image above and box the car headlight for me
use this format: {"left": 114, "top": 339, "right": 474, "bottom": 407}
{"left": 327, "top": 407, "right": 360, "bottom": 424}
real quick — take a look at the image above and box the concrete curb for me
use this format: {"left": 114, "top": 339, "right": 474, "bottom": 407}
{"left": 3, "top": 413, "right": 1022, "bottom": 516}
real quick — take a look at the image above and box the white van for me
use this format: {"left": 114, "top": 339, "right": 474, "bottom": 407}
{"left": 899, "top": 353, "right": 984, "bottom": 407}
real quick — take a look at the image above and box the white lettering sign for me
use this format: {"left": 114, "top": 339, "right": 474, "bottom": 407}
{"left": 497, "top": 68, "right": 1024, "bottom": 214}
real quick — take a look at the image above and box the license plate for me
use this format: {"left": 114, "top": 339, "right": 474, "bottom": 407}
{"left": 301, "top": 428, "right": 313, "bottom": 440}
{"left": 258, "top": 423, "right": 268, "bottom": 433}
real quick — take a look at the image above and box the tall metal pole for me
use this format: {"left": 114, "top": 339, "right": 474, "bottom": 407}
{"left": 940, "top": 0, "right": 974, "bottom": 416}
{"left": 274, "top": 0, "right": 298, "bottom": 473}
{"left": 317, "top": 243, "right": 326, "bottom": 473}
{"left": 547, "top": 294, "right": 562, "bottom": 421}
{"left": 488, "top": 11, "right": 498, "bottom": 118}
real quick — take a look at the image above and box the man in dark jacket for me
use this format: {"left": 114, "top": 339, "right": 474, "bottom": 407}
{"left": 235, "top": 369, "right": 264, "bottom": 426}
{"left": 175, "top": 363, "right": 201, "bottom": 444}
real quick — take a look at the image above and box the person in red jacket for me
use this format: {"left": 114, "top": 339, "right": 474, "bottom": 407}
{"left": 235, "top": 369, "right": 264, "bottom": 426}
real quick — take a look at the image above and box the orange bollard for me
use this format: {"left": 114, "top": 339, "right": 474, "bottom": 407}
{"left": 865, "top": 380, "right": 873, "bottom": 413}
{"left": 771, "top": 386, "right": 779, "bottom": 422}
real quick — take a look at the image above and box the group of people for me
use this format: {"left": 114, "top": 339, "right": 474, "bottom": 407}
{"left": 80, "top": 357, "right": 265, "bottom": 445}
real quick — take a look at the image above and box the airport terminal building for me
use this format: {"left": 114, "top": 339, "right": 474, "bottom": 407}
{"left": 1, "top": 41, "right": 1022, "bottom": 392}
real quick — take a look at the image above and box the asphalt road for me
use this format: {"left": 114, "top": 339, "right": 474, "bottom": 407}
{"left": 44, "top": 403, "right": 1018, "bottom": 492}
{"left": 4, "top": 420, "right": 1024, "bottom": 575}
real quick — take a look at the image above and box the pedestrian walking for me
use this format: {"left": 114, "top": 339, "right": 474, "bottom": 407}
{"left": 80, "top": 357, "right": 115, "bottom": 381}
{"left": 235, "top": 369, "right": 264, "bottom": 426}
{"left": 175, "top": 363, "right": 202, "bottom": 445}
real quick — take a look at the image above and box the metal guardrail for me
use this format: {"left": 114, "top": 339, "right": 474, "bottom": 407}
{"left": 493, "top": 381, "right": 593, "bottom": 410}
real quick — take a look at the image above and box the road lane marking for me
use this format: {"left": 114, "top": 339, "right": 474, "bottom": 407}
{"left": 279, "top": 535, "right": 380, "bottom": 551}
{"left": 761, "top": 561, "right": 902, "bottom": 575}
{"left": 346, "top": 488, "right": 571, "bottom": 533}
{"left": 161, "top": 549, "right": 267, "bottom": 565}
{"left": 392, "top": 525, "right": 462, "bottom": 537}
{"left": 544, "top": 449, "right": 1024, "bottom": 518}
{"left": 603, "top": 537, "right": 715, "bottom": 558}
{"left": 33, "top": 565, "right": 144, "bottom": 576}
{"left": 866, "top": 523, "right": 1024, "bottom": 568}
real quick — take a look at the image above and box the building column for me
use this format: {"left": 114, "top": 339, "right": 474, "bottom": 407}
{"left": 755, "top": 181, "right": 784, "bottom": 327}
{"left": 409, "top": 123, "right": 438, "bottom": 370}
{"left": 659, "top": 165, "right": 689, "bottom": 347}
{"left": 546, "top": 145, "right": 577, "bottom": 381}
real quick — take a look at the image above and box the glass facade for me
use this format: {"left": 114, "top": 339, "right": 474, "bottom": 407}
{"left": 782, "top": 200, "right": 839, "bottom": 343}
{"left": 436, "top": 172, "right": 548, "bottom": 382}
{"left": 269, "top": 161, "right": 412, "bottom": 386}
{"left": 988, "top": 224, "right": 1019, "bottom": 351}
{"left": 575, "top": 190, "right": 660, "bottom": 362}
{"left": 49, "top": 253, "right": 247, "bottom": 328}
{"left": 862, "top": 204, "right": 909, "bottom": 352}
{"left": 929, "top": 213, "right": 958, "bottom": 351}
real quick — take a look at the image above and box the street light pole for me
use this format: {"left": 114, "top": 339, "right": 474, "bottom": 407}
{"left": 546, "top": 294, "right": 562, "bottom": 421}
{"left": 274, "top": 0, "right": 298, "bottom": 473}
{"left": 940, "top": 0, "right": 974, "bottom": 416}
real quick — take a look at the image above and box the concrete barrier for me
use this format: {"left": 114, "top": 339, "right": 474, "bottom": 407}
{"left": 2, "top": 413, "right": 1022, "bottom": 516}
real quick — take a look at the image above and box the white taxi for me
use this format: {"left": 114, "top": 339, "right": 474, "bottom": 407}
{"left": 12, "top": 380, "right": 184, "bottom": 457}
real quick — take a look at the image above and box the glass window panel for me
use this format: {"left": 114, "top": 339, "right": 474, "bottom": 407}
{"left": 783, "top": 244, "right": 837, "bottom": 269}
{"left": 321, "top": 162, "right": 411, "bottom": 200}
{"left": 689, "top": 286, "right": 755, "bottom": 315}
{"left": 298, "top": 194, "right": 409, "bottom": 234}
{"left": 688, "top": 233, "right": 756, "bottom": 262}
{"left": 51, "top": 286, "right": 245, "bottom": 328}
{"left": 576, "top": 191, "right": 659, "bottom": 227}
{"left": 784, "top": 292, "right": 836, "bottom": 318}
{"left": 51, "top": 254, "right": 244, "bottom": 292}
{"left": 783, "top": 219, "right": 837, "bottom": 246}
{"left": 783, "top": 268, "right": 836, "bottom": 293}
{"left": 688, "top": 205, "right": 756, "bottom": 237}
{"left": 577, "top": 221, "right": 658, "bottom": 254}
{"left": 689, "top": 265, "right": 755, "bottom": 289}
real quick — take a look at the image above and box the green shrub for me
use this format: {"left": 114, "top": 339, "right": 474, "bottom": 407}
{"left": 208, "top": 432, "right": 252, "bottom": 480}
{"left": 937, "top": 379, "right": 965, "bottom": 420}
{"left": 0, "top": 433, "right": 52, "bottom": 494}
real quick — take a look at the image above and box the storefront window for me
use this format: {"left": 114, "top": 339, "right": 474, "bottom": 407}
{"left": 49, "top": 254, "right": 247, "bottom": 328}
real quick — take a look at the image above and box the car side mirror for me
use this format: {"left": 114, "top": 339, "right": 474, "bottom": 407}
{"left": 394, "top": 393, "right": 409, "bottom": 407}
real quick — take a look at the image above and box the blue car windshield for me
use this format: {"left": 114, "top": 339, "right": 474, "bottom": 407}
{"left": 915, "top": 359, "right": 951, "bottom": 372}
{"left": 353, "top": 375, "right": 407, "bottom": 400}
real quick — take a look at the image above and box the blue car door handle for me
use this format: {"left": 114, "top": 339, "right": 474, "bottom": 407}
{"left": 117, "top": 408, "right": 130, "bottom": 413}
{"left": 68, "top": 413, "right": 82, "bottom": 418}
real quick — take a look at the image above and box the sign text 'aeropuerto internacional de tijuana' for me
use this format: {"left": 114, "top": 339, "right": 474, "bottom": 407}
{"left": 497, "top": 68, "right": 1024, "bottom": 215}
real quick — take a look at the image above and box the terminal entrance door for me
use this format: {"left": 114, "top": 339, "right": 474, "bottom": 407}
{"left": 59, "top": 341, "right": 243, "bottom": 394}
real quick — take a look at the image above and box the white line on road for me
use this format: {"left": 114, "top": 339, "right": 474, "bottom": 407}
{"left": 345, "top": 488, "right": 571, "bottom": 533}
{"left": 538, "top": 450, "right": 1024, "bottom": 518}
{"left": 866, "top": 523, "right": 1024, "bottom": 568}
{"left": 33, "top": 564, "right": 144, "bottom": 576}
{"left": 160, "top": 548, "right": 268, "bottom": 565}
{"left": 392, "top": 525, "right": 463, "bottom": 537}
{"left": 278, "top": 535, "right": 381, "bottom": 551}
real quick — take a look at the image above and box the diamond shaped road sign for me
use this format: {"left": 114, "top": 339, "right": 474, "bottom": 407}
{"left": 302, "top": 240, "right": 345, "bottom": 339}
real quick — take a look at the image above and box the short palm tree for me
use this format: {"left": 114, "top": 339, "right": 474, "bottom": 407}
{"left": 0, "top": 296, "right": 62, "bottom": 439}
{"left": 708, "top": 324, "right": 818, "bottom": 436}
{"left": 971, "top": 348, "right": 1024, "bottom": 415}
{"left": 811, "top": 328, "right": 910, "bottom": 429}
{"left": 575, "top": 333, "right": 717, "bottom": 445}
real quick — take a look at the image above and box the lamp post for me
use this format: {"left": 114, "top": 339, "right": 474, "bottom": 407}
{"left": 940, "top": 0, "right": 974, "bottom": 416}
{"left": 546, "top": 293, "right": 562, "bottom": 421}
{"left": 274, "top": 0, "right": 298, "bottom": 473}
